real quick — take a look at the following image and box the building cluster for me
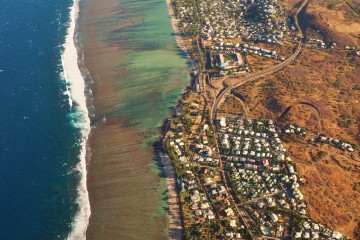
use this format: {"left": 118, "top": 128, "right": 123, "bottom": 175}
{"left": 163, "top": 92, "right": 346, "bottom": 239}
{"left": 217, "top": 115, "right": 346, "bottom": 239}
{"left": 308, "top": 37, "right": 331, "bottom": 49}
{"left": 292, "top": 222, "right": 345, "bottom": 239}
{"left": 212, "top": 44, "right": 285, "bottom": 63}
{"left": 165, "top": 97, "right": 251, "bottom": 238}
{"left": 313, "top": 134, "right": 355, "bottom": 152}
{"left": 167, "top": 133, "right": 220, "bottom": 223}
{"left": 280, "top": 124, "right": 307, "bottom": 136}
{"left": 197, "top": 0, "right": 288, "bottom": 45}
{"left": 307, "top": 37, "right": 360, "bottom": 51}
{"left": 174, "top": 0, "right": 292, "bottom": 73}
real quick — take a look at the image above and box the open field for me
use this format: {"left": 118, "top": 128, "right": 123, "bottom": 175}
{"left": 234, "top": 45, "right": 360, "bottom": 144}
{"left": 281, "top": 137, "right": 360, "bottom": 238}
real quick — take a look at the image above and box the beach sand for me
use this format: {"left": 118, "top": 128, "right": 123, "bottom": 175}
{"left": 79, "top": 0, "right": 190, "bottom": 238}
{"left": 165, "top": 0, "right": 198, "bottom": 71}
{"left": 159, "top": 152, "right": 183, "bottom": 240}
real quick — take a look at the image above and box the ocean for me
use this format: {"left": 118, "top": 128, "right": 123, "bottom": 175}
{"left": 0, "top": 0, "right": 190, "bottom": 238}
{"left": 0, "top": 0, "right": 89, "bottom": 239}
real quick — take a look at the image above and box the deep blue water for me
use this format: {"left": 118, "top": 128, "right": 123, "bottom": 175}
{"left": 0, "top": 0, "right": 81, "bottom": 239}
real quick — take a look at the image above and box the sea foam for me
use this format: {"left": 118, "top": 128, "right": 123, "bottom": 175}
{"left": 61, "top": 0, "right": 91, "bottom": 239}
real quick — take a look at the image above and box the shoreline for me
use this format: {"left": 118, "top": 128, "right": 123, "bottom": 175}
{"left": 159, "top": 151, "right": 184, "bottom": 240}
{"left": 61, "top": 0, "right": 91, "bottom": 238}
{"left": 165, "top": 0, "right": 198, "bottom": 71}
{"left": 162, "top": 0, "right": 199, "bottom": 239}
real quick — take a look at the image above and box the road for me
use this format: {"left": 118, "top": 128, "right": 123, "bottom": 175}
{"left": 210, "top": 41, "right": 303, "bottom": 121}
{"left": 206, "top": 1, "right": 309, "bottom": 238}
{"left": 210, "top": 0, "right": 308, "bottom": 122}
{"left": 239, "top": 190, "right": 285, "bottom": 205}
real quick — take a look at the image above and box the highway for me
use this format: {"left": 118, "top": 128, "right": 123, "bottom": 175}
{"left": 210, "top": 0, "right": 308, "bottom": 122}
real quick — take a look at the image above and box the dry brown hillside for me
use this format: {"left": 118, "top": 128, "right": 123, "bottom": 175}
{"left": 299, "top": 0, "right": 360, "bottom": 47}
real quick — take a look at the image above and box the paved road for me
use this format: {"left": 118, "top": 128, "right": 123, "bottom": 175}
{"left": 210, "top": 41, "right": 303, "bottom": 121}
{"left": 210, "top": 0, "right": 308, "bottom": 122}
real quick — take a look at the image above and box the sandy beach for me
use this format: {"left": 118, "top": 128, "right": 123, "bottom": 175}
{"left": 160, "top": 152, "right": 183, "bottom": 240}
{"left": 165, "top": 0, "right": 187, "bottom": 52}
{"left": 166, "top": 0, "right": 198, "bottom": 71}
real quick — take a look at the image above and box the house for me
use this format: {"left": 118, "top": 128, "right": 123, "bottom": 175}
{"left": 257, "top": 201, "right": 265, "bottom": 208}
{"left": 270, "top": 213, "right": 278, "bottom": 222}
{"left": 294, "top": 231, "right": 302, "bottom": 239}
{"left": 312, "top": 223, "right": 320, "bottom": 231}
{"left": 195, "top": 209, "right": 202, "bottom": 216}
{"left": 191, "top": 194, "right": 200, "bottom": 203}
{"left": 222, "top": 138, "right": 230, "bottom": 148}
{"left": 312, "top": 232, "right": 319, "bottom": 239}
{"left": 201, "top": 202, "right": 210, "bottom": 209}
{"left": 220, "top": 117, "right": 227, "bottom": 127}
{"left": 225, "top": 208, "right": 234, "bottom": 217}
{"left": 207, "top": 210, "right": 215, "bottom": 220}
{"left": 263, "top": 159, "right": 269, "bottom": 167}
{"left": 288, "top": 164, "right": 295, "bottom": 174}
{"left": 204, "top": 178, "right": 213, "bottom": 184}
{"left": 218, "top": 185, "right": 226, "bottom": 194}
{"left": 277, "top": 153, "right": 285, "bottom": 161}
{"left": 225, "top": 232, "right": 234, "bottom": 238}
{"left": 230, "top": 219, "right": 237, "bottom": 227}
{"left": 175, "top": 149, "right": 182, "bottom": 156}
{"left": 303, "top": 221, "right": 310, "bottom": 229}
{"left": 332, "top": 231, "right": 343, "bottom": 239}
{"left": 299, "top": 208, "right": 306, "bottom": 215}
{"left": 195, "top": 143, "right": 204, "bottom": 149}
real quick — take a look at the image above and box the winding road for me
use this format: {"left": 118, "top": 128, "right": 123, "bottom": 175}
{"left": 210, "top": 0, "right": 309, "bottom": 122}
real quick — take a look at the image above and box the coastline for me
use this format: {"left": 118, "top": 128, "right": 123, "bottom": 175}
{"left": 162, "top": 1, "right": 198, "bottom": 239}
{"left": 165, "top": 0, "right": 198, "bottom": 71}
{"left": 61, "top": 0, "right": 91, "bottom": 238}
{"left": 159, "top": 151, "right": 184, "bottom": 240}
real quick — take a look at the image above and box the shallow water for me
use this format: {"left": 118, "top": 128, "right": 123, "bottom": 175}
{"left": 79, "top": 0, "right": 190, "bottom": 238}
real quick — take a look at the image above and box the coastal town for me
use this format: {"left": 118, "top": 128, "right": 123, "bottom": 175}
{"left": 162, "top": 0, "right": 360, "bottom": 239}
{"left": 163, "top": 92, "right": 352, "bottom": 239}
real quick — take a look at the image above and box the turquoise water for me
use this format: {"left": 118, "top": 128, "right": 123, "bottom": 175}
{"left": 109, "top": 0, "right": 191, "bottom": 128}
{"left": 80, "top": 0, "right": 191, "bottom": 238}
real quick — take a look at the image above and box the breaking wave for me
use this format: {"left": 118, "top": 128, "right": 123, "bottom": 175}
{"left": 60, "top": 0, "right": 91, "bottom": 239}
